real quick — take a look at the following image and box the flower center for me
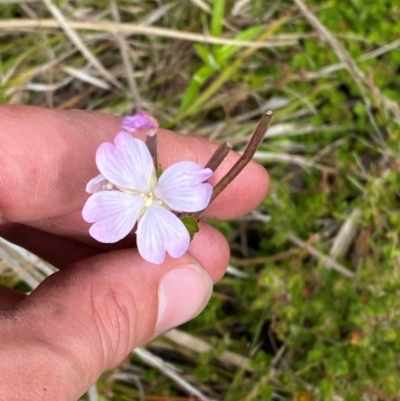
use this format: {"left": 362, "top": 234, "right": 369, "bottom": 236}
{"left": 144, "top": 192, "right": 154, "bottom": 207}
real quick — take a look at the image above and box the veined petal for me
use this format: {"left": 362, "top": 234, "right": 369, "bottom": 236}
{"left": 136, "top": 202, "right": 190, "bottom": 264}
{"left": 121, "top": 111, "right": 159, "bottom": 132}
{"left": 82, "top": 191, "right": 144, "bottom": 243}
{"left": 86, "top": 173, "right": 108, "bottom": 194}
{"left": 154, "top": 161, "right": 213, "bottom": 212}
{"left": 96, "top": 132, "right": 155, "bottom": 193}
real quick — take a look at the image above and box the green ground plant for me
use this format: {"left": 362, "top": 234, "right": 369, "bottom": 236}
{"left": 1, "top": 0, "right": 400, "bottom": 400}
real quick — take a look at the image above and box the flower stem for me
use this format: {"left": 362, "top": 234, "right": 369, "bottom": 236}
{"left": 205, "top": 143, "right": 231, "bottom": 171}
{"left": 146, "top": 132, "right": 159, "bottom": 177}
{"left": 191, "top": 110, "right": 273, "bottom": 220}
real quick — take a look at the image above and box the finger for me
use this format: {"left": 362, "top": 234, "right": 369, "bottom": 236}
{"left": 0, "top": 250, "right": 213, "bottom": 400}
{"left": 0, "top": 222, "right": 104, "bottom": 269}
{"left": 0, "top": 105, "right": 268, "bottom": 223}
{"left": 0, "top": 285, "right": 26, "bottom": 309}
{"left": 2, "top": 220, "right": 229, "bottom": 283}
{"left": 189, "top": 221, "right": 230, "bottom": 282}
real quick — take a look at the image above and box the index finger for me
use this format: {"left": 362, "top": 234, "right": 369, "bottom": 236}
{"left": 0, "top": 105, "right": 268, "bottom": 223}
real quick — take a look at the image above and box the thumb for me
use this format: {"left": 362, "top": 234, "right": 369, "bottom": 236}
{"left": 0, "top": 250, "right": 213, "bottom": 400}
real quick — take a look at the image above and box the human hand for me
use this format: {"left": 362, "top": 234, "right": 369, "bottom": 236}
{"left": 0, "top": 105, "right": 269, "bottom": 400}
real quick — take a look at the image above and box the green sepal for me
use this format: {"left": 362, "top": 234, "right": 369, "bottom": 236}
{"left": 181, "top": 216, "right": 199, "bottom": 240}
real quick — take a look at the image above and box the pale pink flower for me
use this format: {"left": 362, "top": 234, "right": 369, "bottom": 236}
{"left": 82, "top": 124, "right": 213, "bottom": 264}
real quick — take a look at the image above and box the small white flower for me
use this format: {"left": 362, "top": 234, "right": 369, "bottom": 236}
{"left": 82, "top": 130, "right": 212, "bottom": 265}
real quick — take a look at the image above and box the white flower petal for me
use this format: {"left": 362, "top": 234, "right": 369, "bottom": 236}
{"left": 82, "top": 191, "right": 144, "bottom": 243}
{"left": 86, "top": 173, "right": 108, "bottom": 193}
{"left": 136, "top": 202, "right": 190, "bottom": 264}
{"left": 154, "top": 161, "right": 213, "bottom": 212}
{"left": 96, "top": 131, "right": 155, "bottom": 193}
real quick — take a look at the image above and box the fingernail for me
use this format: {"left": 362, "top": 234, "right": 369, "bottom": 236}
{"left": 155, "top": 264, "right": 213, "bottom": 334}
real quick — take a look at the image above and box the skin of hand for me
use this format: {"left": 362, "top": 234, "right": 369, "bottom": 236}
{"left": 0, "top": 105, "right": 269, "bottom": 401}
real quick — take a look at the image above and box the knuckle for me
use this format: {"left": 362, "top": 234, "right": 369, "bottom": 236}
{"left": 89, "top": 279, "right": 139, "bottom": 368}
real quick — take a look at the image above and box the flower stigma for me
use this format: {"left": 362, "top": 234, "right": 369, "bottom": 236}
{"left": 144, "top": 191, "right": 155, "bottom": 208}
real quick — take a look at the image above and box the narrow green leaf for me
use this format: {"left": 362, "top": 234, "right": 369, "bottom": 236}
{"left": 214, "top": 25, "right": 265, "bottom": 63}
{"left": 194, "top": 44, "right": 219, "bottom": 69}
{"left": 180, "top": 65, "right": 215, "bottom": 111}
{"left": 211, "top": 0, "right": 225, "bottom": 37}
